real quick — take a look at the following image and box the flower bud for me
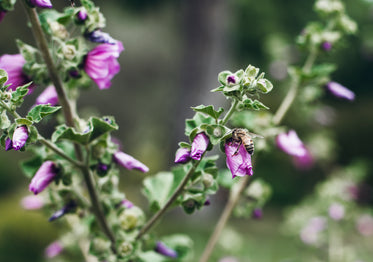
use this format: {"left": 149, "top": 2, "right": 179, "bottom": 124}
{"left": 29, "top": 161, "right": 58, "bottom": 195}
{"left": 30, "top": 0, "right": 53, "bottom": 9}
{"left": 85, "top": 30, "right": 116, "bottom": 44}
{"left": 120, "top": 199, "right": 134, "bottom": 209}
{"left": 174, "top": 147, "right": 191, "bottom": 164}
{"left": 12, "top": 125, "right": 28, "bottom": 150}
{"left": 202, "top": 173, "right": 214, "bottom": 188}
{"left": 5, "top": 138, "right": 13, "bottom": 151}
{"left": 45, "top": 241, "right": 63, "bottom": 258}
{"left": 76, "top": 9, "right": 88, "bottom": 22}
{"left": 36, "top": 85, "right": 58, "bottom": 106}
{"left": 155, "top": 241, "right": 178, "bottom": 258}
{"left": 113, "top": 151, "right": 149, "bottom": 173}
{"left": 252, "top": 208, "right": 263, "bottom": 219}
{"left": 62, "top": 44, "right": 76, "bottom": 60}
{"left": 226, "top": 75, "right": 237, "bottom": 85}
{"left": 21, "top": 195, "right": 44, "bottom": 210}
{"left": 118, "top": 206, "right": 145, "bottom": 231}
{"left": 117, "top": 241, "right": 133, "bottom": 256}
{"left": 190, "top": 133, "right": 209, "bottom": 160}
{"left": 49, "top": 201, "right": 76, "bottom": 222}
{"left": 49, "top": 21, "right": 69, "bottom": 39}
{"left": 91, "top": 237, "right": 111, "bottom": 255}
{"left": 325, "top": 81, "right": 355, "bottom": 101}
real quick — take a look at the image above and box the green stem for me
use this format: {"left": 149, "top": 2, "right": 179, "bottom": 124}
{"left": 0, "top": 101, "right": 21, "bottom": 119}
{"left": 136, "top": 160, "right": 201, "bottom": 240}
{"left": 199, "top": 175, "right": 251, "bottom": 262}
{"left": 22, "top": 1, "right": 117, "bottom": 253}
{"left": 220, "top": 99, "right": 239, "bottom": 125}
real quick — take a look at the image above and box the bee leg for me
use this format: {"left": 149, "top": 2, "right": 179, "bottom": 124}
{"left": 232, "top": 141, "right": 242, "bottom": 156}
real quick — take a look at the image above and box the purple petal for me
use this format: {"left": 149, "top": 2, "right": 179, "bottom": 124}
{"left": 5, "top": 138, "right": 13, "bottom": 151}
{"left": 322, "top": 41, "right": 332, "bottom": 51}
{"left": 12, "top": 126, "right": 28, "bottom": 150}
{"left": 30, "top": 0, "right": 53, "bottom": 8}
{"left": 120, "top": 199, "right": 134, "bottom": 209}
{"left": 225, "top": 142, "right": 253, "bottom": 178}
{"left": 29, "top": 161, "right": 58, "bottom": 195}
{"left": 326, "top": 81, "right": 355, "bottom": 101}
{"left": 252, "top": 208, "right": 262, "bottom": 219}
{"left": 328, "top": 203, "right": 345, "bottom": 221}
{"left": 276, "top": 130, "right": 308, "bottom": 157}
{"left": 155, "top": 241, "right": 178, "bottom": 258}
{"left": 77, "top": 9, "right": 88, "bottom": 21}
{"left": 45, "top": 241, "right": 63, "bottom": 258}
{"left": 21, "top": 195, "right": 44, "bottom": 210}
{"left": 190, "top": 133, "right": 209, "bottom": 160}
{"left": 36, "top": 85, "right": 58, "bottom": 106}
{"left": 174, "top": 147, "right": 191, "bottom": 163}
{"left": 226, "top": 75, "right": 236, "bottom": 85}
{"left": 85, "top": 30, "right": 116, "bottom": 44}
{"left": 113, "top": 151, "right": 149, "bottom": 173}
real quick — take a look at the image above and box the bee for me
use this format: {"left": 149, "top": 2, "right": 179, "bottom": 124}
{"left": 231, "top": 128, "right": 263, "bottom": 156}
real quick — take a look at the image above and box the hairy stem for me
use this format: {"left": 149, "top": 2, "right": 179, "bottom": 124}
{"left": 220, "top": 99, "right": 239, "bottom": 125}
{"left": 22, "top": 1, "right": 116, "bottom": 253}
{"left": 199, "top": 176, "right": 251, "bottom": 262}
{"left": 136, "top": 160, "right": 201, "bottom": 240}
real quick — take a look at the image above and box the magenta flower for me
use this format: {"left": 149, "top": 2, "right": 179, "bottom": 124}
{"left": 225, "top": 141, "right": 253, "bottom": 178}
{"left": 120, "top": 199, "right": 134, "bottom": 209}
{"left": 155, "top": 241, "right": 178, "bottom": 258}
{"left": 21, "top": 195, "right": 44, "bottom": 210}
{"left": 328, "top": 203, "right": 345, "bottom": 221}
{"left": 45, "top": 241, "right": 63, "bottom": 258}
{"left": 174, "top": 147, "right": 191, "bottom": 163}
{"left": 190, "top": 133, "right": 209, "bottom": 160}
{"left": 252, "top": 208, "right": 263, "bottom": 219}
{"left": 113, "top": 151, "right": 149, "bottom": 173}
{"left": 325, "top": 81, "right": 355, "bottom": 101}
{"left": 76, "top": 9, "right": 88, "bottom": 22}
{"left": 5, "top": 138, "right": 13, "bottom": 151}
{"left": 30, "top": 0, "right": 53, "bottom": 8}
{"left": 0, "top": 10, "right": 6, "bottom": 22}
{"left": 12, "top": 126, "right": 28, "bottom": 150}
{"left": 29, "top": 161, "right": 58, "bottom": 195}
{"left": 36, "top": 85, "right": 58, "bottom": 105}
{"left": 84, "top": 41, "right": 124, "bottom": 89}
{"left": 0, "top": 54, "right": 35, "bottom": 92}
{"left": 321, "top": 41, "right": 332, "bottom": 51}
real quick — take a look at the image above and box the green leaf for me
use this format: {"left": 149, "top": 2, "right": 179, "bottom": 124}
{"left": 11, "top": 83, "right": 32, "bottom": 106}
{"left": 185, "top": 112, "right": 215, "bottom": 137}
{"left": 182, "top": 192, "right": 205, "bottom": 214}
{"left": 0, "top": 111, "right": 10, "bottom": 129}
{"left": 20, "top": 155, "right": 43, "bottom": 179}
{"left": 302, "top": 63, "right": 337, "bottom": 79}
{"left": 16, "top": 40, "right": 38, "bottom": 62}
{"left": 239, "top": 97, "right": 269, "bottom": 111}
{"left": 191, "top": 105, "right": 224, "bottom": 120}
{"left": 52, "top": 116, "right": 118, "bottom": 144}
{"left": 161, "top": 234, "right": 193, "bottom": 261}
{"left": 0, "top": 69, "right": 8, "bottom": 86}
{"left": 200, "top": 124, "right": 230, "bottom": 145}
{"left": 137, "top": 251, "right": 166, "bottom": 262}
{"left": 217, "top": 70, "right": 232, "bottom": 85}
{"left": 27, "top": 105, "right": 61, "bottom": 123}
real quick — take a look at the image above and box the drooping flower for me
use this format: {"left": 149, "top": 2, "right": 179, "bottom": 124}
{"left": 190, "top": 133, "right": 209, "bottom": 160}
{"left": 49, "top": 201, "right": 76, "bottom": 221}
{"left": 29, "top": 161, "right": 58, "bottom": 195}
{"left": 155, "top": 241, "right": 178, "bottom": 258}
{"left": 325, "top": 81, "right": 355, "bottom": 101}
{"left": 45, "top": 241, "right": 63, "bottom": 258}
{"left": 174, "top": 147, "right": 191, "bottom": 163}
{"left": 85, "top": 30, "right": 116, "bottom": 44}
{"left": 328, "top": 203, "right": 345, "bottom": 221}
{"left": 30, "top": 0, "right": 53, "bottom": 8}
{"left": 21, "top": 195, "right": 44, "bottom": 210}
{"left": 225, "top": 141, "right": 253, "bottom": 178}
{"left": 0, "top": 54, "right": 35, "bottom": 92}
{"left": 12, "top": 126, "right": 28, "bottom": 150}
{"left": 84, "top": 41, "right": 124, "bottom": 89}
{"left": 113, "top": 151, "right": 149, "bottom": 173}
{"left": 35, "top": 85, "right": 58, "bottom": 106}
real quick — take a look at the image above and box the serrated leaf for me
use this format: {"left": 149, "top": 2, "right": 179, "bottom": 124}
{"left": 52, "top": 116, "right": 118, "bottom": 144}
{"left": 15, "top": 118, "right": 33, "bottom": 127}
{"left": 192, "top": 105, "right": 224, "bottom": 120}
{"left": 200, "top": 124, "right": 230, "bottom": 145}
{"left": 240, "top": 98, "right": 269, "bottom": 111}
{"left": 0, "top": 69, "right": 8, "bottom": 86}
{"left": 27, "top": 105, "right": 61, "bottom": 123}
{"left": 11, "top": 83, "right": 32, "bottom": 106}
{"left": 0, "top": 111, "right": 10, "bottom": 129}
{"left": 185, "top": 112, "right": 215, "bottom": 137}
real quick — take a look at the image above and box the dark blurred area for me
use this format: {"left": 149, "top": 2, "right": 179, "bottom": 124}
{"left": 0, "top": 0, "right": 372, "bottom": 261}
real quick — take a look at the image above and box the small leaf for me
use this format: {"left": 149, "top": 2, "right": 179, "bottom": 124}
{"left": 11, "top": 83, "right": 32, "bottom": 106}
{"left": 240, "top": 98, "right": 269, "bottom": 111}
{"left": 0, "top": 111, "right": 10, "bottom": 129}
{"left": 15, "top": 118, "right": 33, "bottom": 127}
{"left": 0, "top": 69, "right": 8, "bottom": 86}
{"left": 191, "top": 105, "right": 224, "bottom": 120}
{"left": 218, "top": 70, "right": 232, "bottom": 85}
{"left": 27, "top": 105, "right": 61, "bottom": 123}
{"left": 185, "top": 112, "right": 215, "bottom": 137}
{"left": 201, "top": 124, "right": 230, "bottom": 145}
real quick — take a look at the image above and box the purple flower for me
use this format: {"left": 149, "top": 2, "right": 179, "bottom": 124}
{"left": 252, "top": 208, "right": 263, "bottom": 219}
{"left": 76, "top": 9, "right": 88, "bottom": 22}
{"left": 155, "top": 241, "right": 178, "bottom": 258}
{"left": 35, "top": 85, "right": 58, "bottom": 106}
{"left": 21, "top": 195, "right": 44, "bottom": 210}
{"left": 120, "top": 199, "right": 134, "bottom": 209}
{"left": 29, "top": 161, "right": 58, "bottom": 195}
{"left": 49, "top": 201, "right": 76, "bottom": 221}
{"left": 113, "top": 151, "right": 149, "bottom": 173}
{"left": 12, "top": 126, "right": 28, "bottom": 150}
{"left": 85, "top": 30, "right": 116, "bottom": 44}
{"left": 226, "top": 75, "right": 237, "bottom": 85}
{"left": 45, "top": 241, "right": 63, "bottom": 258}
{"left": 328, "top": 203, "right": 345, "bottom": 221}
{"left": 190, "top": 133, "right": 209, "bottom": 160}
{"left": 225, "top": 141, "right": 253, "bottom": 178}
{"left": 84, "top": 41, "right": 124, "bottom": 89}
{"left": 30, "top": 0, "right": 53, "bottom": 8}
{"left": 0, "top": 10, "right": 6, "bottom": 22}
{"left": 325, "top": 81, "right": 355, "bottom": 101}
{"left": 174, "top": 147, "right": 191, "bottom": 163}
{"left": 5, "top": 138, "right": 13, "bottom": 151}
{"left": 322, "top": 41, "right": 332, "bottom": 51}
{"left": 0, "top": 54, "right": 35, "bottom": 92}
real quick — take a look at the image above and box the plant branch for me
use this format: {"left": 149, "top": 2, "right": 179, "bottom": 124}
{"left": 199, "top": 175, "right": 251, "bottom": 262}
{"left": 220, "top": 99, "right": 239, "bottom": 125}
{"left": 136, "top": 160, "right": 201, "bottom": 240}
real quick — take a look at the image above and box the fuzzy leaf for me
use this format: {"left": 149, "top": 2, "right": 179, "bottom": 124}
{"left": 11, "top": 83, "right": 32, "bottom": 106}
{"left": 15, "top": 118, "right": 33, "bottom": 127}
{"left": 191, "top": 105, "right": 224, "bottom": 120}
{"left": 27, "top": 105, "right": 61, "bottom": 123}
{"left": 0, "top": 69, "right": 8, "bottom": 86}
{"left": 20, "top": 155, "right": 43, "bottom": 179}
{"left": 185, "top": 112, "right": 215, "bottom": 137}
{"left": 0, "top": 111, "right": 10, "bottom": 129}
{"left": 240, "top": 98, "right": 269, "bottom": 111}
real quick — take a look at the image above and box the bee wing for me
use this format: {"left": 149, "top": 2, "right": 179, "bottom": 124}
{"left": 248, "top": 132, "right": 264, "bottom": 139}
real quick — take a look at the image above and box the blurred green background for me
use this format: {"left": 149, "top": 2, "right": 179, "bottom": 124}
{"left": 0, "top": 0, "right": 372, "bottom": 261}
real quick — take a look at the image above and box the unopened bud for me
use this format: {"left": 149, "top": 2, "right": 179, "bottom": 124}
{"left": 62, "top": 44, "right": 76, "bottom": 60}
{"left": 202, "top": 173, "right": 214, "bottom": 188}
{"left": 49, "top": 22, "right": 69, "bottom": 39}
